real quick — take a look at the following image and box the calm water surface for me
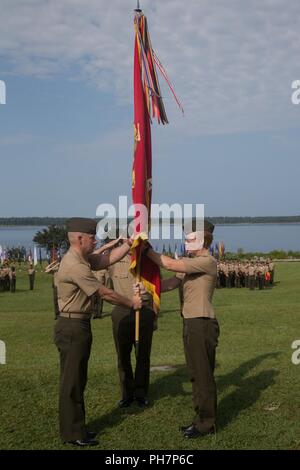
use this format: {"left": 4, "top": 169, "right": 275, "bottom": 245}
{"left": 0, "top": 224, "right": 299, "bottom": 253}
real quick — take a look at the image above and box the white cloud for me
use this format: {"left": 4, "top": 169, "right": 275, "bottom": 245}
{"left": 57, "top": 127, "right": 132, "bottom": 162}
{"left": 1, "top": 0, "right": 300, "bottom": 134}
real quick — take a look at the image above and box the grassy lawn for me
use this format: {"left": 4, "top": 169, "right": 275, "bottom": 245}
{"left": 0, "top": 262, "right": 300, "bottom": 450}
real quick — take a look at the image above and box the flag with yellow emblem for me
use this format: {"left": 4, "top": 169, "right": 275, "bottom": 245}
{"left": 130, "top": 4, "right": 183, "bottom": 312}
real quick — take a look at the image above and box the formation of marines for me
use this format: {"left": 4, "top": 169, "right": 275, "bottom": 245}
{"left": 0, "top": 263, "right": 18, "bottom": 292}
{"left": 217, "top": 259, "right": 275, "bottom": 290}
{"left": 0, "top": 264, "right": 11, "bottom": 292}
{"left": 0, "top": 256, "right": 276, "bottom": 296}
{"left": 0, "top": 261, "right": 36, "bottom": 292}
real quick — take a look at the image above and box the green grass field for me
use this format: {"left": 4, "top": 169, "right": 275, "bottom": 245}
{"left": 1, "top": 263, "right": 300, "bottom": 450}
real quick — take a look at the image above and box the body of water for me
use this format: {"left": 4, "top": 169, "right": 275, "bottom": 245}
{"left": 0, "top": 224, "right": 299, "bottom": 253}
{"left": 213, "top": 223, "right": 300, "bottom": 253}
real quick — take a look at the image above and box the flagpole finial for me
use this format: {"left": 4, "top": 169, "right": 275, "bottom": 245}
{"left": 135, "top": 0, "right": 141, "bottom": 12}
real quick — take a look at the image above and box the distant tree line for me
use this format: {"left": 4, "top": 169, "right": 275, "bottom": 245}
{"left": 207, "top": 216, "right": 300, "bottom": 224}
{"left": 1, "top": 216, "right": 300, "bottom": 226}
{"left": 0, "top": 217, "right": 67, "bottom": 226}
{"left": 6, "top": 246, "right": 27, "bottom": 261}
{"left": 225, "top": 250, "right": 300, "bottom": 260}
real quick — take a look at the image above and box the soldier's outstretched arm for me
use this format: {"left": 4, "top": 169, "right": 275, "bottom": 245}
{"left": 161, "top": 276, "right": 182, "bottom": 292}
{"left": 98, "top": 284, "right": 141, "bottom": 310}
{"left": 89, "top": 239, "right": 131, "bottom": 270}
{"left": 147, "top": 248, "right": 188, "bottom": 273}
{"left": 105, "top": 239, "right": 132, "bottom": 266}
{"left": 92, "top": 237, "right": 122, "bottom": 255}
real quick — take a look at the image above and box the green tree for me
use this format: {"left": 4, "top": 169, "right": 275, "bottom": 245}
{"left": 33, "top": 225, "right": 68, "bottom": 252}
{"left": 7, "top": 246, "right": 26, "bottom": 262}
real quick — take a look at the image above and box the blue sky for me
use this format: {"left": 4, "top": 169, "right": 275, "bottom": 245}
{"left": 0, "top": 0, "right": 300, "bottom": 217}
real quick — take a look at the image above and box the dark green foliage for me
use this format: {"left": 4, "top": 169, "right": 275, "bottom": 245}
{"left": 33, "top": 225, "right": 68, "bottom": 251}
{"left": 6, "top": 246, "right": 27, "bottom": 261}
{"left": 1, "top": 216, "right": 300, "bottom": 226}
{"left": 225, "top": 250, "right": 300, "bottom": 260}
{"left": 0, "top": 217, "right": 68, "bottom": 226}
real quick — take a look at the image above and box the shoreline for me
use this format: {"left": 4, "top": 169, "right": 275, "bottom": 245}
{"left": 1, "top": 222, "right": 300, "bottom": 228}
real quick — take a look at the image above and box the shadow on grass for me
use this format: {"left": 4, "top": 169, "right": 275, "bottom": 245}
{"left": 150, "top": 364, "right": 189, "bottom": 401}
{"left": 88, "top": 354, "right": 279, "bottom": 434}
{"left": 87, "top": 364, "right": 188, "bottom": 434}
{"left": 87, "top": 399, "right": 152, "bottom": 435}
{"left": 217, "top": 353, "right": 280, "bottom": 430}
